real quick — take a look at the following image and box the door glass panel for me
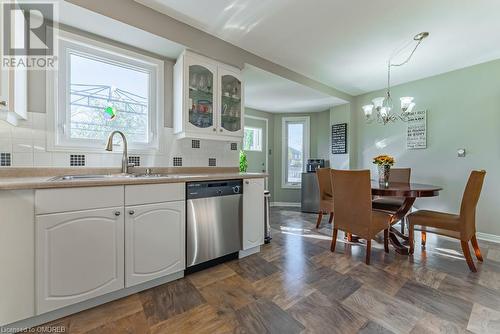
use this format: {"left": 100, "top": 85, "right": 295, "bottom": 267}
{"left": 189, "top": 65, "right": 213, "bottom": 128}
{"left": 221, "top": 75, "right": 241, "bottom": 132}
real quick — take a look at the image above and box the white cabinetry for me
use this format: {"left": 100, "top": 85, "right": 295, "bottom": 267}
{"left": 242, "top": 178, "right": 265, "bottom": 250}
{"left": 0, "top": 190, "right": 35, "bottom": 326}
{"left": 125, "top": 201, "right": 185, "bottom": 287}
{"left": 174, "top": 50, "right": 243, "bottom": 140}
{"left": 0, "top": 4, "right": 27, "bottom": 125}
{"left": 36, "top": 207, "right": 125, "bottom": 314}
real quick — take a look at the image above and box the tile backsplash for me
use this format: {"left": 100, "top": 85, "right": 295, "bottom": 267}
{"left": 0, "top": 112, "right": 240, "bottom": 168}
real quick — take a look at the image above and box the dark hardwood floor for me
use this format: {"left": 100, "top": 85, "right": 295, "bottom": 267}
{"left": 35, "top": 207, "right": 500, "bottom": 333}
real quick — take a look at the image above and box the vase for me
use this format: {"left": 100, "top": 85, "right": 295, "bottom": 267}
{"left": 378, "top": 164, "right": 391, "bottom": 185}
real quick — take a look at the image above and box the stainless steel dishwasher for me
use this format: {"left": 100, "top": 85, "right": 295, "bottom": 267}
{"left": 186, "top": 180, "right": 242, "bottom": 268}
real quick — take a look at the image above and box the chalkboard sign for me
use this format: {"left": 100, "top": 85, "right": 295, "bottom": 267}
{"left": 332, "top": 123, "right": 347, "bottom": 154}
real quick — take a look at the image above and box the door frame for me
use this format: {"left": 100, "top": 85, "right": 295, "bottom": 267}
{"left": 244, "top": 114, "right": 269, "bottom": 188}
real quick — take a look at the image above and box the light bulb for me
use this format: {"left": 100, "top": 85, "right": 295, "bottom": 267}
{"left": 380, "top": 107, "right": 389, "bottom": 117}
{"left": 372, "top": 97, "right": 385, "bottom": 111}
{"left": 400, "top": 97, "right": 414, "bottom": 112}
{"left": 362, "top": 105, "right": 374, "bottom": 117}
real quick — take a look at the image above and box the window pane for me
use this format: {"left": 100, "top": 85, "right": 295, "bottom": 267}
{"left": 287, "top": 122, "right": 303, "bottom": 184}
{"left": 69, "top": 53, "right": 150, "bottom": 143}
{"left": 243, "top": 127, "right": 262, "bottom": 151}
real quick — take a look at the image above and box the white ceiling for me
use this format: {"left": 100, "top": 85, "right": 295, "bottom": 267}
{"left": 59, "top": 1, "right": 184, "bottom": 59}
{"left": 243, "top": 65, "right": 346, "bottom": 113}
{"left": 59, "top": 1, "right": 344, "bottom": 113}
{"left": 135, "top": 0, "right": 500, "bottom": 96}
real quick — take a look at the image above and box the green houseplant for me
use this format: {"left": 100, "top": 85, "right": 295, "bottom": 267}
{"left": 239, "top": 150, "right": 248, "bottom": 173}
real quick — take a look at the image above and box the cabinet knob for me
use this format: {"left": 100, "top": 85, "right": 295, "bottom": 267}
{"left": 245, "top": 181, "right": 249, "bottom": 184}
{"left": 129, "top": 210, "right": 135, "bottom": 215}
{"left": 114, "top": 211, "right": 121, "bottom": 216}
{"left": 213, "top": 128, "right": 216, "bottom": 132}
{"left": 219, "top": 129, "right": 223, "bottom": 132}
{"left": 0, "top": 101, "right": 6, "bottom": 107}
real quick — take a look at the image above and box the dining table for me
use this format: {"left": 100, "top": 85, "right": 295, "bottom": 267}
{"left": 370, "top": 181, "right": 443, "bottom": 255}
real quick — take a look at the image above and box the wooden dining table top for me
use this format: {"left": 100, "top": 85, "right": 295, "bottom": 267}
{"left": 371, "top": 181, "right": 443, "bottom": 198}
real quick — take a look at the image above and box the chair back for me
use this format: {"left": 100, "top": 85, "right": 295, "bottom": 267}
{"left": 331, "top": 169, "right": 372, "bottom": 238}
{"left": 316, "top": 168, "right": 332, "bottom": 200}
{"left": 389, "top": 168, "right": 411, "bottom": 183}
{"left": 460, "top": 170, "right": 486, "bottom": 238}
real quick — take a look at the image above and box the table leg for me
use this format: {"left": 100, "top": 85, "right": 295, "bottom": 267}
{"left": 388, "top": 198, "right": 415, "bottom": 255}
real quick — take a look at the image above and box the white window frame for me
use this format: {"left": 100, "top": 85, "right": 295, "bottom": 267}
{"left": 243, "top": 126, "right": 263, "bottom": 152}
{"left": 282, "top": 116, "right": 310, "bottom": 189}
{"left": 47, "top": 30, "right": 164, "bottom": 153}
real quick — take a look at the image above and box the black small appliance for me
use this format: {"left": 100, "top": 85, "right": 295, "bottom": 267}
{"left": 306, "top": 159, "right": 325, "bottom": 173}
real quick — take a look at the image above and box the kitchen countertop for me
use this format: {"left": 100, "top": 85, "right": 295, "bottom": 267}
{"left": 0, "top": 168, "right": 268, "bottom": 190}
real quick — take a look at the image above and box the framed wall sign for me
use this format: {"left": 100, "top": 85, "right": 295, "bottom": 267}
{"left": 332, "top": 123, "right": 347, "bottom": 154}
{"left": 407, "top": 110, "right": 427, "bottom": 149}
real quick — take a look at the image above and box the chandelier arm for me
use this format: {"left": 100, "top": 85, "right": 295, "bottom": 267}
{"left": 389, "top": 39, "right": 423, "bottom": 68}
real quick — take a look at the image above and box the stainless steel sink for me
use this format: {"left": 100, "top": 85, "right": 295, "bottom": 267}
{"left": 48, "top": 173, "right": 171, "bottom": 181}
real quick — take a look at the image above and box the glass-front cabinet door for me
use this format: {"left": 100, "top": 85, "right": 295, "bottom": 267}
{"left": 186, "top": 58, "right": 216, "bottom": 133}
{"left": 218, "top": 68, "right": 243, "bottom": 136}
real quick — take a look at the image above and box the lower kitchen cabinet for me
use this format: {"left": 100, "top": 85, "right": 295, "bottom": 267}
{"left": 242, "top": 178, "right": 265, "bottom": 250}
{"left": 125, "top": 201, "right": 185, "bottom": 287}
{"left": 36, "top": 207, "right": 125, "bottom": 314}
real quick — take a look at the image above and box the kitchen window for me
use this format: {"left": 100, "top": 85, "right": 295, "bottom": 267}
{"left": 48, "top": 30, "right": 164, "bottom": 152}
{"left": 282, "top": 116, "right": 310, "bottom": 188}
{"left": 243, "top": 126, "right": 262, "bottom": 151}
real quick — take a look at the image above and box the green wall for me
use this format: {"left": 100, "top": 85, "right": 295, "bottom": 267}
{"left": 352, "top": 59, "right": 500, "bottom": 236}
{"left": 245, "top": 108, "right": 330, "bottom": 203}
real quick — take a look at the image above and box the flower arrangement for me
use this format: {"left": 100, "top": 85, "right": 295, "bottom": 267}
{"left": 373, "top": 155, "right": 395, "bottom": 166}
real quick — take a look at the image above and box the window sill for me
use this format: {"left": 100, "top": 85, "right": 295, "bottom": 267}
{"left": 281, "top": 184, "right": 301, "bottom": 189}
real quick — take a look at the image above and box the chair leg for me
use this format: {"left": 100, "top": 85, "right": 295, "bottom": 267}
{"left": 383, "top": 229, "right": 389, "bottom": 253}
{"left": 471, "top": 235, "right": 484, "bottom": 262}
{"left": 315, "top": 212, "right": 323, "bottom": 229}
{"left": 409, "top": 225, "right": 415, "bottom": 255}
{"left": 460, "top": 240, "right": 477, "bottom": 272}
{"left": 365, "top": 239, "right": 372, "bottom": 265}
{"left": 330, "top": 228, "right": 338, "bottom": 252}
{"left": 328, "top": 212, "right": 334, "bottom": 224}
{"left": 400, "top": 218, "right": 405, "bottom": 234}
{"left": 421, "top": 231, "right": 427, "bottom": 247}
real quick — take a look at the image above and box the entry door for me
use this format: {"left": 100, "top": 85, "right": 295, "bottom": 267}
{"left": 243, "top": 117, "right": 267, "bottom": 174}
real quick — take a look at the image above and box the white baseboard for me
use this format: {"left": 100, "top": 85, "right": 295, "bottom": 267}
{"left": 270, "top": 202, "right": 301, "bottom": 207}
{"left": 476, "top": 232, "right": 500, "bottom": 244}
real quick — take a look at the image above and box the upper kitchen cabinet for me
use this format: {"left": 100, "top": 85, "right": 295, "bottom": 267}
{"left": 0, "top": 4, "right": 27, "bottom": 126}
{"left": 174, "top": 50, "right": 244, "bottom": 140}
{"left": 218, "top": 65, "right": 243, "bottom": 137}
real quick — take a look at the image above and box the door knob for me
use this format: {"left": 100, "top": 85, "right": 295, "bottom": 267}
{"left": 129, "top": 210, "right": 135, "bottom": 215}
{"left": 114, "top": 211, "right": 121, "bottom": 216}
{"left": 0, "top": 101, "right": 6, "bottom": 107}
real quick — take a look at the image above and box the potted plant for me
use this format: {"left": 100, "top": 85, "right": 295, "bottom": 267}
{"left": 239, "top": 150, "right": 248, "bottom": 173}
{"left": 373, "top": 155, "right": 395, "bottom": 185}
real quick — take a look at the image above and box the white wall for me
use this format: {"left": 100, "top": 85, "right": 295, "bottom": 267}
{"left": 353, "top": 59, "right": 500, "bottom": 236}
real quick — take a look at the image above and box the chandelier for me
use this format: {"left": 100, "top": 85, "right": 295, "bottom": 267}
{"left": 362, "top": 32, "right": 429, "bottom": 125}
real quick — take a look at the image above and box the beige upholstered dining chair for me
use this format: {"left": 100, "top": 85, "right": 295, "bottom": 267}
{"left": 315, "top": 168, "right": 334, "bottom": 228}
{"left": 407, "top": 170, "right": 486, "bottom": 272}
{"left": 372, "top": 168, "right": 411, "bottom": 233}
{"left": 330, "top": 169, "right": 392, "bottom": 264}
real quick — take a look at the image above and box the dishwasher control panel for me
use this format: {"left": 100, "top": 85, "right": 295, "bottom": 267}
{"left": 187, "top": 179, "right": 243, "bottom": 199}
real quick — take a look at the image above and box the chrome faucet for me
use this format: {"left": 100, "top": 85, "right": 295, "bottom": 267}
{"left": 105, "top": 131, "right": 134, "bottom": 174}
